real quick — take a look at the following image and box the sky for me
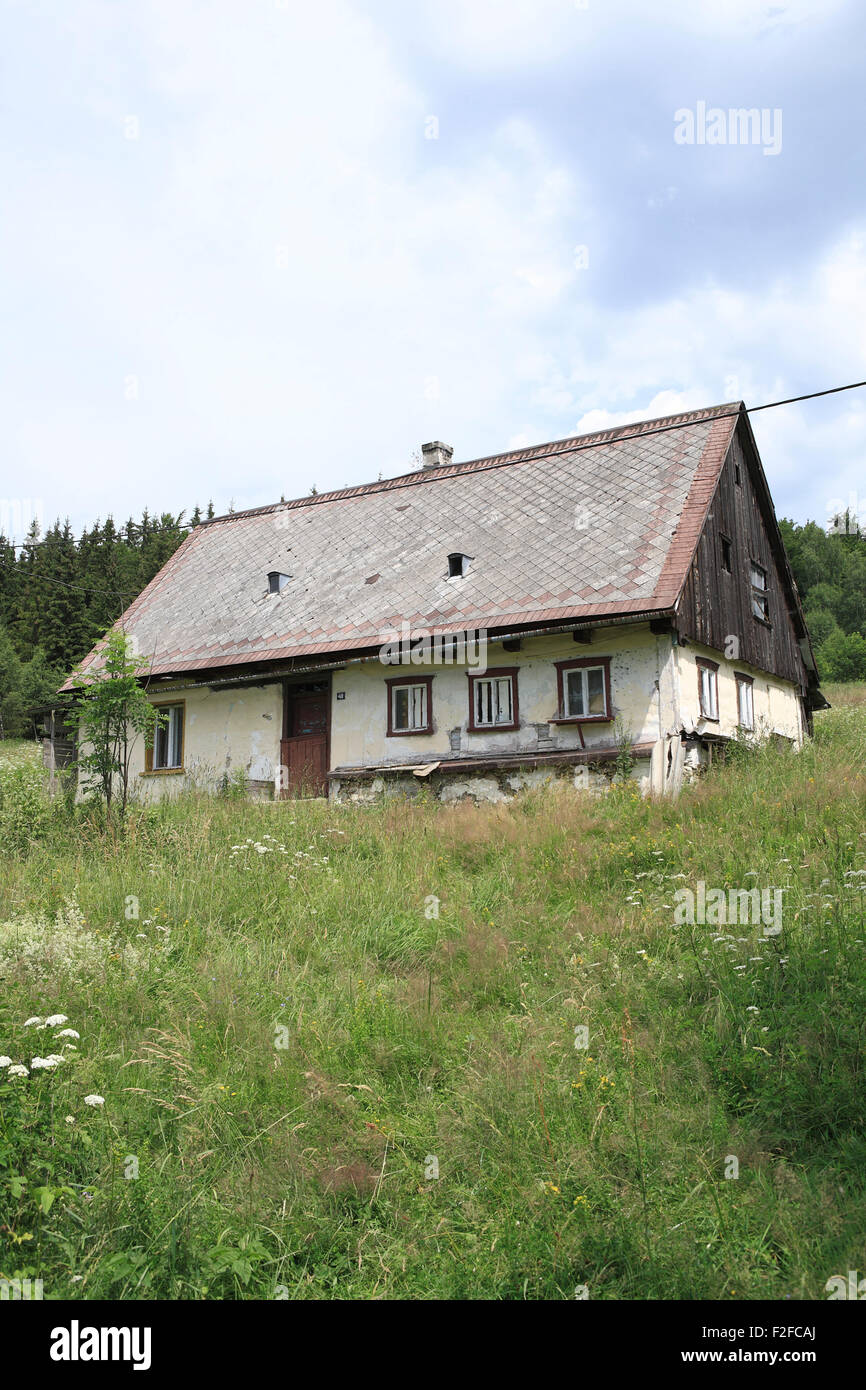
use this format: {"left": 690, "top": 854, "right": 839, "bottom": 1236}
{"left": 2, "top": 0, "right": 865, "bottom": 544}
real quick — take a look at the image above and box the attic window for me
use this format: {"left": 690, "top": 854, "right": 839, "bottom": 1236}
{"left": 720, "top": 535, "right": 732, "bottom": 573}
{"left": 268, "top": 571, "right": 290, "bottom": 594}
{"left": 448, "top": 553, "right": 470, "bottom": 578}
{"left": 734, "top": 463, "right": 741, "bottom": 486}
{"left": 750, "top": 562, "right": 770, "bottom": 622}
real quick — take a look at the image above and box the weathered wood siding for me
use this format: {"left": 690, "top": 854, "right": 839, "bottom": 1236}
{"left": 676, "top": 421, "right": 807, "bottom": 689}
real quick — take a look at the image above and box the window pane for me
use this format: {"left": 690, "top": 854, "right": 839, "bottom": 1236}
{"left": 153, "top": 705, "right": 182, "bottom": 768}
{"left": 413, "top": 686, "right": 426, "bottom": 728}
{"left": 566, "top": 669, "right": 585, "bottom": 717}
{"left": 751, "top": 592, "right": 769, "bottom": 620}
{"left": 496, "top": 678, "right": 512, "bottom": 723}
{"left": 586, "top": 667, "right": 605, "bottom": 714}
{"left": 394, "top": 684, "right": 426, "bottom": 730}
{"left": 169, "top": 707, "right": 182, "bottom": 766}
{"left": 700, "top": 668, "right": 717, "bottom": 718}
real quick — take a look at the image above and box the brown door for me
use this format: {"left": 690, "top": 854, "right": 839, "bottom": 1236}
{"left": 280, "top": 686, "right": 329, "bottom": 797}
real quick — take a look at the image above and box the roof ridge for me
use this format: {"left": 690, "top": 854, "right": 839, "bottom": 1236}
{"left": 198, "top": 401, "right": 744, "bottom": 528}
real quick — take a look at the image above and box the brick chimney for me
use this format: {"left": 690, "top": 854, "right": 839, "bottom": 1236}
{"left": 421, "top": 441, "right": 454, "bottom": 470}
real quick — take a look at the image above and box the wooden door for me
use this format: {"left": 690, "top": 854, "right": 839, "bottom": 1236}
{"left": 280, "top": 688, "right": 329, "bottom": 797}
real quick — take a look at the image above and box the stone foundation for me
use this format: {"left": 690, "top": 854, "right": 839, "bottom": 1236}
{"left": 330, "top": 756, "right": 652, "bottom": 805}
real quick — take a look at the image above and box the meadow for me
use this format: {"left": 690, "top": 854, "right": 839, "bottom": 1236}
{"left": 1, "top": 687, "right": 865, "bottom": 1301}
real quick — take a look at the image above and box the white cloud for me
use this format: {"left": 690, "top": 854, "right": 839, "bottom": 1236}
{"left": 0, "top": 0, "right": 862, "bottom": 544}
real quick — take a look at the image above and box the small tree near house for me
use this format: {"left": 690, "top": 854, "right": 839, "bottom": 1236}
{"left": 73, "top": 629, "right": 165, "bottom": 823}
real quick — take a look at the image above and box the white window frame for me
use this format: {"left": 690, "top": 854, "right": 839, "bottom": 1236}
{"left": 390, "top": 681, "right": 429, "bottom": 734}
{"left": 736, "top": 675, "right": 754, "bottom": 731}
{"left": 697, "top": 661, "right": 719, "bottom": 722}
{"left": 564, "top": 664, "right": 608, "bottom": 720}
{"left": 471, "top": 674, "right": 515, "bottom": 729}
{"left": 750, "top": 562, "right": 770, "bottom": 622}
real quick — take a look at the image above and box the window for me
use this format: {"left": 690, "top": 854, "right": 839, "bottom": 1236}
{"left": 467, "top": 668, "right": 519, "bottom": 732}
{"left": 720, "top": 535, "right": 732, "bottom": 573}
{"left": 553, "top": 657, "right": 612, "bottom": 722}
{"left": 448, "top": 553, "right": 470, "bottom": 578}
{"left": 736, "top": 674, "right": 754, "bottom": 731}
{"left": 734, "top": 463, "right": 741, "bottom": 485}
{"left": 697, "top": 659, "right": 719, "bottom": 721}
{"left": 386, "top": 676, "right": 433, "bottom": 736}
{"left": 146, "top": 702, "right": 184, "bottom": 772}
{"left": 750, "top": 562, "right": 770, "bottom": 622}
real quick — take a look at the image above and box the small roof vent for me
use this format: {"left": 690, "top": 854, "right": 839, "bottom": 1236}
{"left": 448, "top": 552, "right": 471, "bottom": 578}
{"left": 268, "top": 571, "right": 291, "bottom": 594}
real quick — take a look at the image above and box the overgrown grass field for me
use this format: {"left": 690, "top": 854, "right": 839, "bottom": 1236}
{"left": 1, "top": 687, "right": 866, "bottom": 1300}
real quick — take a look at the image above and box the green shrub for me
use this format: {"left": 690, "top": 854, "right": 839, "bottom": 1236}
{"left": 0, "top": 761, "right": 51, "bottom": 854}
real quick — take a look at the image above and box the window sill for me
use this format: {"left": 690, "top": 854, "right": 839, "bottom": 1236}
{"left": 549, "top": 713, "right": 612, "bottom": 725}
{"left": 141, "top": 767, "right": 185, "bottom": 777}
{"left": 386, "top": 729, "right": 433, "bottom": 738}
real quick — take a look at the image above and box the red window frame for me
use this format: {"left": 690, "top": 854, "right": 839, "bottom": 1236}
{"left": 466, "top": 667, "right": 520, "bottom": 733}
{"left": 551, "top": 656, "right": 612, "bottom": 724}
{"left": 385, "top": 675, "right": 434, "bottom": 737}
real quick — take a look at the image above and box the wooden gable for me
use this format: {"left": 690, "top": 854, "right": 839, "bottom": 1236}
{"left": 675, "top": 412, "right": 814, "bottom": 693}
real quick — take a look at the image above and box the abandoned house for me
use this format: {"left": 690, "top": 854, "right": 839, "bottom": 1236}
{"left": 63, "top": 401, "right": 825, "bottom": 802}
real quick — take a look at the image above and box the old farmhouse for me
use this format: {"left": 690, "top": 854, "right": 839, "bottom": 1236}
{"left": 64, "top": 402, "right": 825, "bottom": 803}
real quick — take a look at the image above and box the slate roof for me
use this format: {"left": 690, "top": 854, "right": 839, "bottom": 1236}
{"left": 67, "top": 402, "right": 741, "bottom": 684}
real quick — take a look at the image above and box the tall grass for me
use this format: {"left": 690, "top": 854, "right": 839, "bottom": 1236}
{"left": 1, "top": 686, "right": 865, "bottom": 1300}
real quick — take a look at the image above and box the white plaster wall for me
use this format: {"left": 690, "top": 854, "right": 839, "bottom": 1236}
{"left": 673, "top": 642, "right": 804, "bottom": 745}
{"left": 129, "top": 681, "right": 282, "bottom": 802}
{"left": 89, "top": 624, "right": 804, "bottom": 805}
{"left": 329, "top": 624, "right": 668, "bottom": 769}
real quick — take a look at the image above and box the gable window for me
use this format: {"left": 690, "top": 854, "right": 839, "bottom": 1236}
{"left": 467, "top": 668, "right": 519, "bottom": 732}
{"left": 720, "top": 535, "right": 732, "bottom": 573}
{"left": 386, "top": 676, "right": 433, "bottom": 736}
{"left": 696, "top": 659, "right": 719, "bottom": 722}
{"left": 736, "top": 673, "right": 754, "bottom": 731}
{"left": 146, "top": 702, "right": 185, "bottom": 772}
{"left": 750, "top": 562, "right": 770, "bottom": 622}
{"left": 553, "top": 657, "right": 612, "bottom": 723}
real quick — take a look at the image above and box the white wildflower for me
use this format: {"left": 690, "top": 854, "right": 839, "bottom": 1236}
{"left": 84, "top": 1094, "right": 105, "bottom": 1107}
{"left": 45, "top": 1014, "right": 69, "bottom": 1027}
{"left": 7, "top": 1064, "right": 29, "bottom": 1077}
{"left": 23, "top": 1016, "right": 42, "bottom": 1027}
{"left": 55, "top": 1029, "right": 80, "bottom": 1039}
{"left": 0, "top": 1056, "right": 11, "bottom": 1067}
